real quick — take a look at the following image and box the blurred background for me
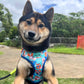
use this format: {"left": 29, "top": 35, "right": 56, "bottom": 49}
{"left": 0, "top": 1, "right": 84, "bottom": 84}
{"left": 0, "top": 0, "right": 84, "bottom": 48}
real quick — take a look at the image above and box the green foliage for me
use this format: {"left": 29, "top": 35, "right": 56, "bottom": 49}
{"left": 8, "top": 26, "right": 18, "bottom": 39}
{"left": 0, "top": 4, "right": 4, "bottom": 21}
{"left": 0, "top": 31, "right": 6, "bottom": 42}
{"left": 52, "top": 12, "right": 84, "bottom": 37}
{"left": 5, "top": 40, "right": 13, "bottom": 46}
{"left": 5, "top": 39, "right": 21, "bottom": 48}
{"left": 0, "top": 3, "right": 13, "bottom": 34}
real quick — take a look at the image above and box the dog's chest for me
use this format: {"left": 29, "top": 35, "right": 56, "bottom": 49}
{"left": 21, "top": 49, "right": 48, "bottom": 83}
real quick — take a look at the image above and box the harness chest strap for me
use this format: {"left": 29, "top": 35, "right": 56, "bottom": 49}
{"left": 21, "top": 48, "right": 48, "bottom": 83}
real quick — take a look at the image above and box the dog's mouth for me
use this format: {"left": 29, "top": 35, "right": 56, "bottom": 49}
{"left": 21, "top": 32, "right": 49, "bottom": 45}
{"left": 26, "top": 36, "right": 41, "bottom": 42}
{"left": 23, "top": 31, "right": 41, "bottom": 43}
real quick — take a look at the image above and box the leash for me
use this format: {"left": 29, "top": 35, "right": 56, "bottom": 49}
{"left": 0, "top": 68, "right": 16, "bottom": 80}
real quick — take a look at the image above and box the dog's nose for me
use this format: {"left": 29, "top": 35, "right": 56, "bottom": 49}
{"left": 28, "top": 31, "right": 35, "bottom": 38}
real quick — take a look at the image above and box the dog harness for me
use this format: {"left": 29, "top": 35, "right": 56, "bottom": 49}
{"left": 21, "top": 48, "right": 48, "bottom": 83}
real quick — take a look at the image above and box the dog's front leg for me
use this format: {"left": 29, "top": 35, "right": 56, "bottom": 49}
{"left": 43, "top": 60, "right": 58, "bottom": 84}
{"left": 47, "top": 76, "right": 58, "bottom": 84}
{"left": 14, "top": 76, "right": 25, "bottom": 84}
{"left": 14, "top": 58, "right": 32, "bottom": 84}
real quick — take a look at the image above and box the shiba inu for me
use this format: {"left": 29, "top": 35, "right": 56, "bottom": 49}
{"left": 14, "top": 0, "right": 58, "bottom": 84}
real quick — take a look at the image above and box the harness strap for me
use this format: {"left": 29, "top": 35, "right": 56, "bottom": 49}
{"left": 21, "top": 49, "right": 48, "bottom": 83}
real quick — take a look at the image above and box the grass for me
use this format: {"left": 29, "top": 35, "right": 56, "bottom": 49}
{"left": 0, "top": 70, "right": 84, "bottom": 84}
{"left": 0, "top": 52, "right": 3, "bottom": 55}
{"left": 0, "top": 42, "right": 6, "bottom": 45}
{"left": 0, "top": 70, "right": 14, "bottom": 84}
{"left": 58, "top": 78, "right": 84, "bottom": 84}
{"left": 48, "top": 46, "right": 84, "bottom": 55}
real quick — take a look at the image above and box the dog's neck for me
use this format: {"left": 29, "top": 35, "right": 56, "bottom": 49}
{"left": 22, "top": 38, "right": 50, "bottom": 52}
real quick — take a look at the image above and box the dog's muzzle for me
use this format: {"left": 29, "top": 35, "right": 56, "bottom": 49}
{"left": 24, "top": 31, "right": 41, "bottom": 42}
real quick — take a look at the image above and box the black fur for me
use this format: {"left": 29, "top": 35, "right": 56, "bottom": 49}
{"left": 19, "top": 13, "right": 51, "bottom": 30}
{"left": 25, "top": 79, "right": 44, "bottom": 84}
{"left": 52, "top": 68, "right": 55, "bottom": 76}
{"left": 15, "top": 68, "right": 18, "bottom": 76}
{"left": 22, "top": 38, "right": 49, "bottom": 52}
{"left": 29, "top": 67, "right": 34, "bottom": 76}
{"left": 52, "top": 64, "right": 56, "bottom": 76}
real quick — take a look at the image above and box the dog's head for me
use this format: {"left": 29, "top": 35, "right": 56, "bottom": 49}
{"left": 19, "top": 0, "right": 54, "bottom": 49}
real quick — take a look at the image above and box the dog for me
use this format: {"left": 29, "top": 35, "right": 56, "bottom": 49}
{"left": 14, "top": 0, "right": 58, "bottom": 84}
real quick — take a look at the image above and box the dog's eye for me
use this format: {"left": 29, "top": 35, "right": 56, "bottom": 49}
{"left": 27, "top": 20, "right": 32, "bottom": 25}
{"left": 38, "top": 24, "right": 44, "bottom": 28}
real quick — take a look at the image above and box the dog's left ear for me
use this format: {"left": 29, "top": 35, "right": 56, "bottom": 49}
{"left": 44, "top": 8, "right": 54, "bottom": 23}
{"left": 23, "top": 0, "right": 33, "bottom": 16}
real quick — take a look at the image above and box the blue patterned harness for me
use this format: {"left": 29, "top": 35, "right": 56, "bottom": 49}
{"left": 21, "top": 48, "right": 48, "bottom": 83}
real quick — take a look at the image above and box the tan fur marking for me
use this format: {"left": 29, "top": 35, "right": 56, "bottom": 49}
{"left": 14, "top": 76, "right": 24, "bottom": 84}
{"left": 39, "top": 27, "right": 49, "bottom": 37}
{"left": 37, "top": 19, "right": 45, "bottom": 26}
{"left": 31, "top": 17, "right": 35, "bottom": 23}
{"left": 43, "top": 60, "right": 58, "bottom": 84}
{"left": 43, "top": 60, "right": 53, "bottom": 78}
{"left": 18, "top": 58, "right": 32, "bottom": 78}
{"left": 19, "top": 21, "right": 27, "bottom": 30}
{"left": 26, "top": 17, "right": 35, "bottom": 24}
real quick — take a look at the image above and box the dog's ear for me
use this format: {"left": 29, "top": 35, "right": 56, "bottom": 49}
{"left": 44, "top": 8, "right": 54, "bottom": 23}
{"left": 23, "top": 0, "right": 33, "bottom": 16}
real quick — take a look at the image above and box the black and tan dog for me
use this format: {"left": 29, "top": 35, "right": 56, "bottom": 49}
{"left": 14, "top": 0, "right": 58, "bottom": 84}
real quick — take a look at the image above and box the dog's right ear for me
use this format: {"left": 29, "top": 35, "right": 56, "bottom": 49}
{"left": 23, "top": 0, "right": 33, "bottom": 16}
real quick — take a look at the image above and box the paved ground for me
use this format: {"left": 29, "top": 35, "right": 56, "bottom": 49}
{"left": 0, "top": 46, "right": 84, "bottom": 78}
